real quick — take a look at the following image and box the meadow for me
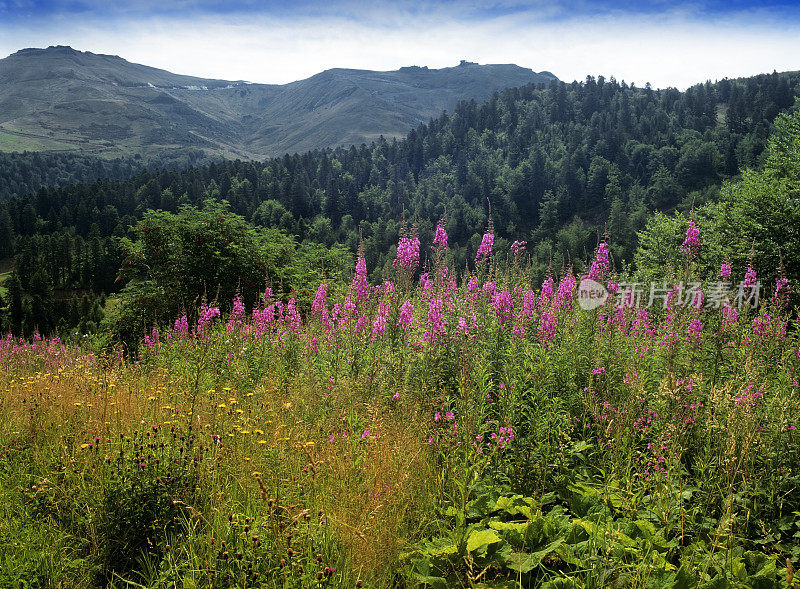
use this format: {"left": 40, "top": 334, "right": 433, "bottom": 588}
{"left": 1, "top": 221, "right": 798, "bottom": 588}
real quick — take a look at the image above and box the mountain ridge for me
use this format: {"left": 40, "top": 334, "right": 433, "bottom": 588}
{"left": 0, "top": 46, "right": 557, "bottom": 159}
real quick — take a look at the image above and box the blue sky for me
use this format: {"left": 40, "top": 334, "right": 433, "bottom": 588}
{"left": 1, "top": 0, "right": 798, "bottom": 88}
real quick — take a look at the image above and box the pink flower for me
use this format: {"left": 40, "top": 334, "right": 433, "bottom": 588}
{"left": 556, "top": 274, "right": 576, "bottom": 310}
{"left": 173, "top": 315, "right": 189, "bottom": 340}
{"left": 424, "top": 298, "right": 446, "bottom": 344}
{"left": 252, "top": 304, "right": 276, "bottom": 334}
{"left": 475, "top": 231, "right": 494, "bottom": 263}
{"left": 456, "top": 314, "right": 478, "bottom": 337}
{"left": 311, "top": 283, "right": 328, "bottom": 317}
{"left": 352, "top": 256, "right": 369, "bottom": 302}
{"left": 354, "top": 313, "right": 369, "bottom": 334}
{"left": 433, "top": 222, "right": 448, "bottom": 249}
{"left": 493, "top": 290, "right": 513, "bottom": 324}
{"left": 719, "top": 262, "right": 732, "bottom": 280}
{"left": 632, "top": 308, "right": 653, "bottom": 338}
{"left": 232, "top": 295, "right": 245, "bottom": 319}
{"left": 398, "top": 300, "right": 414, "bottom": 331}
{"left": 584, "top": 242, "right": 611, "bottom": 282}
{"left": 521, "top": 290, "right": 536, "bottom": 319}
{"left": 510, "top": 240, "right": 527, "bottom": 255}
{"left": 681, "top": 219, "right": 700, "bottom": 255}
{"left": 393, "top": 235, "right": 421, "bottom": 270}
{"left": 285, "top": 298, "right": 302, "bottom": 333}
{"left": 226, "top": 295, "right": 246, "bottom": 332}
{"left": 198, "top": 305, "right": 220, "bottom": 334}
{"left": 687, "top": 318, "right": 702, "bottom": 344}
{"left": 370, "top": 301, "right": 391, "bottom": 340}
{"left": 144, "top": 327, "right": 159, "bottom": 349}
{"left": 537, "top": 311, "right": 557, "bottom": 348}
{"left": 539, "top": 276, "right": 554, "bottom": 308}
{"left": 743, "top": 266, "right": 757, "bottom": 289}
{"left": 774, "top": 276, "right": 790, "bottom": 309}
{"left": 722, "top": 301, "right": 738, "bottom": 328}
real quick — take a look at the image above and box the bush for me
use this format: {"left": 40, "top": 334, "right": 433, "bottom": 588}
{"left": 98, "top": 426, "right": 204, "bottom": 581}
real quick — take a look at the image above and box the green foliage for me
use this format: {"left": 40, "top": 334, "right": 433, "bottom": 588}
{"left": 105, "top": 200, "right": 350, "bottom": 349}
{"left": 98, "top": 426, "right": 204, "bottom": 582}
{"left": 407, "top": 477, "right": 791, "bottom": 588}
{"left": 0, "top": 437, "right": 95, "bottom": 587}
{"left": 0, "top": 71, "right": 798, "bottom": 336}
{"left": 635, "top": 100, "right": 800, "bottom": 295}
{"left": 719, "top": 101, "right": 800, "bottom": 288}
{"left": 633, "top": 203, "right": 728, "bottom": 282}
{"left": 0, "top": 151, "right": 146, "bottom": 202}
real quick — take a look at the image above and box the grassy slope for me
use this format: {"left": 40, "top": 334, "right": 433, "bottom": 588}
{"left": 0, "top": 47, "right": 556, "bottom": 159}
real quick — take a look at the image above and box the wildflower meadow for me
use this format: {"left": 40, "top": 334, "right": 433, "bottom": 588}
{"left": 1, "top": 219, "right": 799, "bottom": 588}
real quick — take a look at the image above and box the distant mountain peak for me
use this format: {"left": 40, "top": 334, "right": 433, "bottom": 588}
{"left": 0, "top": 46, "right": 558, "bottom": 159}
{"left": 10, "top": 45, "right": 123, "bottom": 60}
{"left": 14, "top": 45, "right": 80, "bottom": 55}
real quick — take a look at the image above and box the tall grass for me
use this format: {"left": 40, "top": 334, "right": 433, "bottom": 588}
{"left": 1, "top": 228, "right": 798, "bottom": 587}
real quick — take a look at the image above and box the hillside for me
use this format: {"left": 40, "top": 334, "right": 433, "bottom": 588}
{"left": 0, "top": 69, "right": 798, "bottom": 337}
{"left": 0, "top": 47, "right": 557, "bottom": 159}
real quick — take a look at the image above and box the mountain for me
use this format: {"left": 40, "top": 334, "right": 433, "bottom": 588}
{"left": 0, "top": 46, "right": 557, "bottom": 159}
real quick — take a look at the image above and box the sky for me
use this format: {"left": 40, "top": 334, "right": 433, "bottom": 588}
{"left": 0, "top": 0, "right": 799, "bottom": 89}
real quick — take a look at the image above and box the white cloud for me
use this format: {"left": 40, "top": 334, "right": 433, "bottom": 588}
{"left": 1, "top": 9, "right": 798, "bottom": 89}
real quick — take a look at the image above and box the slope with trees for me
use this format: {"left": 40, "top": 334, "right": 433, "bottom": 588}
{"left": 0, "top": 71, "right": 798, "bottom": 337}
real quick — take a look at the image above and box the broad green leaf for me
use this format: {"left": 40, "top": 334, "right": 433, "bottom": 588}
{"left": 494, "top": 495, "right": 533, "bottom": 517}
{"left": 506, "top": 539, "right": 565, "bottom": 573}
{"left": 420, "top": 538, "right": 458, "bottom": 559}
{"left": 466, "top": 529, "right": 501, "bottom": 553}
{"left": 489, "top": 520, "right": 528, "bottom": 548}
{"left": 489, "top": 521, "right": 529, "bottom": 533}
{"left": 466, "top": 493, "right": 495, "bottom": 519}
